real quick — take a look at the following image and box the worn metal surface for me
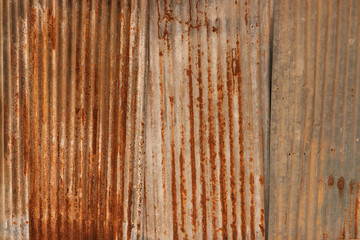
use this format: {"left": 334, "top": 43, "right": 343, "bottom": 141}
{"left": 146, "top": 0, "right": 271, "bottom": 239}
{"left": 1, "top": 0, "right": 149, "bottom": 239}
{"left": 0, "top": 0, "right": 271, "bottom": 239}
{"left": 269, "top": 0, "right": 360, "bottom": 239}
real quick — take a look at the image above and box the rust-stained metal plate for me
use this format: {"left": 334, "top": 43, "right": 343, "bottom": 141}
{"left": 146, "top": 0, "right": 271, "bottom": 239}
{"left": 1, "top": 0, "right": 149, "bottom": 239}
{"left": 0, "top": 0, "right": 271, "bottom": 239}
{"left": 269, "top": 0, "right": 360, "bottom": 239}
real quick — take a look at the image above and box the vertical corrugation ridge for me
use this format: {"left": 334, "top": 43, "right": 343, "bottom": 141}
{"left": 0, "top": 0, "right": 4, "bottom": 237}
{"left": 353, "top": 2, "right": 360, "bottom": 237}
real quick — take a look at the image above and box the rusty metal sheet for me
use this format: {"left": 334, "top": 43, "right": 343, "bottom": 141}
{"left": 1, "top": 0, "right": 149, "bottom": 239}
{"left": 269, "top": 0, "right": 360, "bottom": 239}
{"left": 146, "top": 0, "right": 271, "bottom": 239}
{"left": 0, "top": 0, "right": 271, "bottom": 239}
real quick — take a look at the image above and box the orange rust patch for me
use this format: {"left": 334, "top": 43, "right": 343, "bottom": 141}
{"left": 259, "top": 175, "right": 264, "bottom": 186}
{"left": 259, "top": 209, "right": 265, "bottom": 238}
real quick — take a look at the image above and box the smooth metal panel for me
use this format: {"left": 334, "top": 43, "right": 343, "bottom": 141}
{"left": 269, "top": 0, "right": 360, "bottom": 239}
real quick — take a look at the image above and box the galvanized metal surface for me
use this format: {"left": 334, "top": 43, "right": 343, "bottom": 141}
{"left": 0, "top": 0, "right": 271, "bottom": 239}
{"left": 269, "top": 0, "right": 360, "bottom": 239}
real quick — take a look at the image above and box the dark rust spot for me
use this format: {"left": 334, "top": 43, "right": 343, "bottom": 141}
{"left": 259, "top": 209, "right": 265, "bottom": 238}
{"left": 328, "top": 175, "right": 334, "bottom": 186}
{"left": 350, "top": 180, "right": 355, "bottom": 195}
{"left": 259, "top": 175, "right": 264, "bottom": 186}
{"left": 337, "top": 177, "right": 345, "bottom": 196}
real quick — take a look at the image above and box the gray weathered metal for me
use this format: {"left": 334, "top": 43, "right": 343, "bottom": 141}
{"left": 269, "top": 0, "right": 360, "bottom": 239}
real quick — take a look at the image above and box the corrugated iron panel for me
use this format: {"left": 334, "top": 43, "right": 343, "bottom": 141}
{"left": 146, "top": 0, "right": 271, "bottom": 239}
{"left": 1, "top": 0, "right": 149, "bottom": 239}
{"left": 269, "top": 0, "right": 360, "bottom": 239}
{"left": 0, "top": 0, "right": 271, "bottom": 239}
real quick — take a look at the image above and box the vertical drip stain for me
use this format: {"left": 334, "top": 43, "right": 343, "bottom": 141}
{"left": 195, "top": 1, "right": 208, "bottom": 237}
{"left": 226, "top": 45, "right": 237, "bottom": 240}
{"left": 28, "top": 6, "right": 39, "bottom": 240}
{"left": 236, "top": 40, "right": 247, "bottom": 240}
{"left": 205, "top": 4, "right": 218, "bottom": 238}
{"left": 355, "top": 184, "right": 359, "bottom": 238}
{"left": 248, "top": 123, "right": 255, "bottom": 240}
{"left": 187, "top": 1, "right": 197, "bottom": 235}
{"left": 179, "top": 124, "right": 188, "bottom": 239}
{"left": 216, "top": 43, "right": 228, "bottom": 240}
{"left": 159, "top": 54, "right": 168, "bottom": 237}
{"left": 118, "top": 1, "right": 132, "bottom": 239}
{"left": 170, "top": 96, "right": 179, "bottom": 240}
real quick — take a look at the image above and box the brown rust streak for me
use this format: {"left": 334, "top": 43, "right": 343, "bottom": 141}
{"left": 37, "top": 4, "right": 48, "bottom": 239}
{"left": 187, "top": 0, "right": 197, "bottom": 235}
{"left": 47, "top": 7, "right": 56, "bottom": 50}
{"left": 10, "top": 0, "right": 20, "bottom": 231}
{"left": 195, "top": 1, "right": 208, "bottom": 238}
{"left": 89, "top": 0, "right": 101, "bottom": 237}
{"left": 248, "top": 123, "right": 255, "bottom": 240}
{"left": 28, "top": 6, "right": 40, "bottom": 240}
{"left": 216, "top": 34, "right": 228, "bottom": 240}
{"left": 338, "top": 176, "right": 345, "bottom": 198}
{"left": 117, "top": 0, "right": 132, "bottom": 239}
{"left": 43, "top": 4, "right": 57, "bottom": 238}
{"left": 205, "top": 3, "right": 218, "bottom": 238}
{"left": 170, "top": 96, "right": 179, "bottom": 240}
{"left": 158, "top": 49, "right": 168, "bottom": 238}
{"left": 328, "top": 175, "right": 335, "bottom": 186}
{"left": 76, "top": 1, "right": 89, "bottom": 238}
{"left": 126, "top": 11, "right": 140, "bottom": 239}
{"left": 82, "top": 0, "right": 93, "bottom": 238}
{"left": 45, "top": 2, "right": 58, "bottom": 238}
{"left": 226, "top": 45, "right": 237, "bottom": 240}
{"left": 236, "top": 39, "right": 246, "bottom": 240}
{"left": 179, "top": 124, "right": 188, "bottom": 239}
{"left": 56, "top": 0, "right": 68, "bottom": 238}
{"left": 341, "top": 209, "right": 347, "bottom": 239}
{"left": 98, "top": 1, "right": 111, "bottom": 238}
{"left": 260, "top": 208, "right": 265, "bottom": 238}
{"left": 149, "top": 69, "right": 159, "bottom": 239}
{"left": 156, "top": 1, "right": 169, "bottom": 237}
{"left": 108, "top": 0, "right": 121, "bottom": 238}
{"left": 19, "top": 9, "right": 31, "bottom": 240}
{"left": 355, "top": 183, "right": 359, "bottom": 238}
{"left": 73, "top": 1, "right": 87, "bottom": 238}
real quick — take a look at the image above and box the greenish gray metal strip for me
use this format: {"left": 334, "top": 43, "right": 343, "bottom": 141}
{"left": 269, "top": 0, "right": 360, "bottom": 239}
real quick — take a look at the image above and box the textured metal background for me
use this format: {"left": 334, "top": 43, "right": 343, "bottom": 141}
{"left": 0, "top": 0, "right": 271, "bottom": 239}
{"left": 146, "top": 0, "right": 271, "bottom": 239}
{"left": 269, "top": 0, "right": 360, "bottom": 239}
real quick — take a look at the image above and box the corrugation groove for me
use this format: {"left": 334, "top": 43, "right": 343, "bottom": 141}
{"left": 0, "top": 0, "right": 271, "bottom": 239}
{"left": 269, "top": 0, "right": 360, "bottom": 239}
